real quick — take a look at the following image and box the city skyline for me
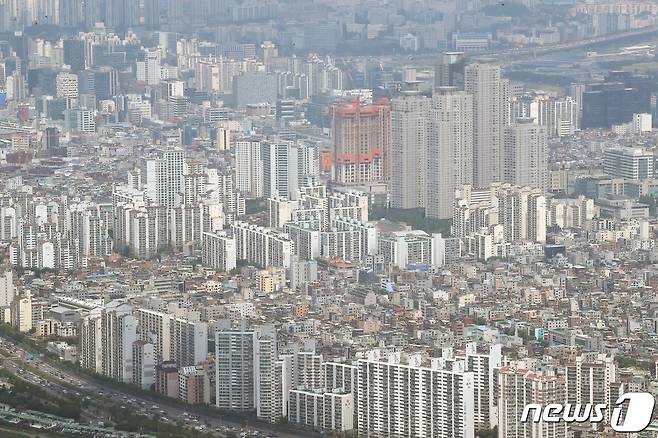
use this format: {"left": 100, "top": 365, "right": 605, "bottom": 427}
{"left": 0, "top": 0, "right": 658, "bottom": 437}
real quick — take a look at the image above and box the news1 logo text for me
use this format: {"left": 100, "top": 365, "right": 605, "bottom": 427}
{"left": 521, "top": 393, "right": 655, "bottom": 433}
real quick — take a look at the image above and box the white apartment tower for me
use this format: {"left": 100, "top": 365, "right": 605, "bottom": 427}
{"left": 137, "top": 49, "right": 162, "bottom": 85}
{"left": 100, "top": 302, "right": 138, "bottom": 384}
{"left": 235, "top": 140, "right": 263, "bottom": 198}
{"left": 136, "top": 308, "right": 172, "bottom": 364}
{"left": 256, "top": 325, "right": 291, "bottom": 423}
{"left": 288, "top": 389, "right": 354, "bottom": 432}
{"left": 295, "top": 351, "right": 324, "bottom": 390}
{"left": 262, "top": 141, "right": 299, "bottom": 200}
{"left": 202, "top": 231, "right": 237, "bottom": 272}
{"left": 142, "top": 148, "right": 185, "bottom": 207}
{"left": 132, "top": 340, "right": 155, "bottom": 390}
{"left": 453, "top": 184, "right": 546, "bottom": 244}
{"left": 136, "top": 308, "right": 208, "bottom": 368}
{"left": 529, "top": 96, "right": 579, "bottom": 137}
{"left": 170, "top": 316, "right": 208, "bottom": 367}
{"left": 448, "top": 343, "right": 503, "bottom": 431}
{"left": 231, "top": 221, "right": 294, "bottom": 268}
{"left": 0, "top": 270, "right": 15, "bottom": 307}
{"left": 357, "top": 351, "right": 475, "bottom": 438}
{"left": 80, "top": 309, "right": 103, "bottom": 374}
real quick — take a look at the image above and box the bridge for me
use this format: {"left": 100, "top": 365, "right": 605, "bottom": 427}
{"left": 476, "top": 25, "right": 658, "bottom": 63}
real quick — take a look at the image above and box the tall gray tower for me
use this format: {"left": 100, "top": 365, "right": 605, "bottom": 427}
{"left": 465, "top": 62, "right": 509, "bottom": 187}
{"left": 390, "top": 92, "right": 431, "bottom": 209}
{"left": 427, "top": 87, "right": 474, "bottom": 219}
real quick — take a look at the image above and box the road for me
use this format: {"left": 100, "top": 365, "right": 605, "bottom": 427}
{"left": 476, "top": 25, "right": 658, "bottom": 63}
{"left": 0, "top": 336, "right": 314, "bottom": 438}
{"left": 357, "top": 24, "right": 658, "bottom": 70}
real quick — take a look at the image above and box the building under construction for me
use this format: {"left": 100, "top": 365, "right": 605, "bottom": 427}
{"left": 331, "top": 98, "right": 391, "bottom": 185}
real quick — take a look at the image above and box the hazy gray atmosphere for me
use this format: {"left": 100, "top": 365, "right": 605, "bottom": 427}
{"left": 0, "top": 0, "right": 657, "bottom": 437}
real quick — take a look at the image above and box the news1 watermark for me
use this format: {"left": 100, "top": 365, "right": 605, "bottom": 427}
{"left": 521, "top": 393, "right": 656, "bottom": 433}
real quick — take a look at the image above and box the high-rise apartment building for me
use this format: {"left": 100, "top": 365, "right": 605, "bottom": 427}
{"left": 170, "top": 317, "right": 208, "bottom": 367}
{"left": 100, "top": 302, "right": 138, "bottom": 384}
{"left": 202, "top": 231, "right": 237, "bottom": 272}
{"left": 235, "top": 140, "right": 264, "bottom": 198}
{"left": 547, "top": 196, "right": 595, "bottom": 229}
{"left": 357, "top": 351, "right": 475, "bottom": 438}
{"left": 427, "top": 87, "right": 474, "bottom": 219}
{"left": 465, "top": 62, "right": 509, "bottom": 186}
{"left": 445, "top": 343, "right": 502, "bottom": 431}
{"left": 132, "top": 340, "right": 155, "bottom": 390}
{"left": 135, "top": 308, "right": 171, "bottom": 364}
{"left": 255, "top": 328, "right": 277, "bottom": 421}
{"left": 498, "top": 368, "right": 567, "bottom": 438}
{"left": 215, "top": 322, "right": 258, "bottom": 411}
{"left": 231, "top": 221, "right": 294, "bottom": 268}
{"left": 80, "top": 309, "right": 103, "bottom": 374}
{"left": 262, "top": 141, "right": 299, "bottom": 200}
{"left": 294, "top": 351, "right": 324, "bottom": 390}
{"left": 0, "top": 269, "right": 15, "bottom": 307}
{"left": 565, "top": 353, "right": 617, "bottom": 425}
{"left": 142, "top": 148, "right": 185, "bottom": 207}
{"left": 453, "top": 184, "right": 547, "bottom": 251}
{"left": 256, "top": 326, "right": 292, "bottom": 423}
{"left": 503, "top": 119, "right": 548, "bottom": 191}
{"left": 135, "top": 308, "right": 207, "bottom": 368}
{"left": 390, "top": 93, "right": 430, "bottom": 209}
{"left": 11, "top": 291, "right": 32, "bottom": 333}
{"left": 378, "top": 230, "right": 448, "bottom": 268}
{"left": 288, "top": 389, "right": 354, "bottom": 432}
{"left": 136, "top": 49, "right": 162, "bottom": 86}
{"left": 529, "top": 95, "right": 579, "bottom": 137}
{"left": 332, "top": 99, "right": 391, "bottom": 185}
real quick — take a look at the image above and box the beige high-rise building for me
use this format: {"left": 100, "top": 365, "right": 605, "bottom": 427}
{"left": 498, "top": 367, "right": 567, "bottom": 438}
{"left": 465, "top": 63, "right": 509, "bottom": 187}
{"left": 331, "top": 100, "right": 391, "bottom": 185}
{"left": 503, "top": 119, "right": 548, "bottom": 191}
{"left": 390, "top": 93, "right": 431, "bottom": 209}
{"left": 565, "top": 353, "right": 617, "bottom": 426}
{"left": 427, "top": 87, "right": 474, "bottom": 219}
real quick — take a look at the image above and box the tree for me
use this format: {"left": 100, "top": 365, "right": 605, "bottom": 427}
{"left": 477, "top": 427, "right": 498, "bottom": 438}
{"left": 616, "top": 354, "right": 636, "bottom": 368}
